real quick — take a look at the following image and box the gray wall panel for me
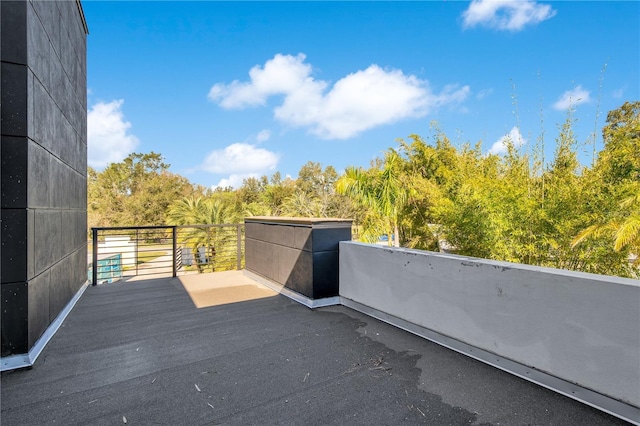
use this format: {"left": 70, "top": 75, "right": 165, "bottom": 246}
{"left": 31, "top": 0, "right": 61, "bottom": 60}
{"left": 49, "top": 158, "right": 67, "bottom": 208}
{"left": 33, "top": 209, "right": 61, "bottom": 274}
{"left": 27, "top": 139, "right": 49, "bottom": 207}
{"left": 48, "top": 47, "right": 65, "bottom": 119}
{"left": 283, "top": 250, "right": 312, "bottom": 297}
{"left": 61, "top": 210, "right": 75, "bottom": 256}
{"left": 293, "top": 226, "right": 311, "bottom": 251}
{"left": 26, "top": 3, "right": 51, "bottom": 89}
{"left": 49, "top": 257, "right": 72, "bottom": 322}
{"left": 312, "top": 227, "right": 352, "bottom": 252}
{"left": 58, "top": 114, "right": 74, "bottom": 167}
{"left": 311, "top": 250, "right": 339, "bottom": 298}
{"left": 1, "top": 62, "right": 28, "bottom": 136}
{"left": 1, "top": 209, "right": 28, "bottom": 284}
{"left": 32, "top": 79, "right": 55, "bottom": 148}
{"left": 27, "top": 71, "right": 34, "bottom": 139}
{"left": 1, "top": 1, "right": 27, "bottom": 65}
{"left": 27, "top": 209, "right": 35, "bottom": 279}
{"left": 27, "top": 269, "right": 50, "bottom": 347}
{"left": 0, "top": 282, "right": 29, "bottom": 355}
{"left": 1, "top": 136, "right": 28, "bottom": 209}
{"left": 70, "top": 246, "right": 87, "bottom": 293}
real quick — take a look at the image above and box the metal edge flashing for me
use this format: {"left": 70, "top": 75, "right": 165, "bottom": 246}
{"left": 75, "top": 0, "right": 89, "bottom": 34}
{"left": 242, "top": 270, "right": 341, "bottom": 309}
{"left": 340, "top": 297, "right": 640, "bottom": 426}
{"left": 1, "top": 280, "right": 89, "bottom": 372}
{"left": 244, "top": 217, "right": 352, "bottom": 229}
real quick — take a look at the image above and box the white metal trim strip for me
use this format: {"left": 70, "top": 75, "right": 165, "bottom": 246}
{"left": 242, "top": 270, "right": 341, "bottom": 309}
{"left": 1, "top": 281, "right": 89, "bottom": 372}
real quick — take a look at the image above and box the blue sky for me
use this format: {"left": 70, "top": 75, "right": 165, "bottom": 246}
{"left": 84, "top": 1, "right": 639, "bottom": 188}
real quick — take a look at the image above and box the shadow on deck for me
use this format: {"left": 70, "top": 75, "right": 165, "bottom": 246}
{"left": 0, "top": 272, "right": 628, "bottom": 425}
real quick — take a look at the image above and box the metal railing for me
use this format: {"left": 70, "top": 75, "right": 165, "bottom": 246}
{"left": 89, "top": 224, "right": 244, "bottom": 285}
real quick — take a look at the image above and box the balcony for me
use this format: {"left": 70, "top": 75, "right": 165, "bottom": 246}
{"left": 1, "top": 219, "right": 638, "bottom": 425}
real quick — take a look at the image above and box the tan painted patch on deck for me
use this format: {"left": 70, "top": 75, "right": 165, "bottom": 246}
{"left": 178, "top": 271, "right": 277, "bottom": 308}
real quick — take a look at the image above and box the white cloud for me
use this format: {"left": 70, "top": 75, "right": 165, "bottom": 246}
{"left": 476, "top": 88, "right": 493, "bottom": 100}
{"left": 209, "top": 54, "right": 470, "bottom": 140}
{"left": 489, "top": 126, "right": 526, "bottom": 155}
{"left": 553, "top": 85, "right": 591, "bottom": 110}
{"left": 87, "top": 100, "right": 139, "bottom": 168}
{"left": 208, "top": 53, "right": 314, "bottom": 108}
{"left": 200, "top": 142, "right": 279, "bottom": 178}
{"left": 612, "top": 87, "right": 625, "bottom": 99}
{"left": 462, "top": 0, "right": 556, "bottom": 31}
{"left": 214, "top": 174, "right": 258, "bottom": 189}
{"left": 256, "top": 129, "right": 272, "bottom": 142}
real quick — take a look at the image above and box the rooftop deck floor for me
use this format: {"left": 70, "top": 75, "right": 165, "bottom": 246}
{"left": 1, "top": 272, "right": 629, "bottom": 425}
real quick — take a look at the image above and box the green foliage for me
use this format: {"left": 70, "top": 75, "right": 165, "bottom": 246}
{"left": 166, "top": 196, "right": 238, "bottom": 272}
{"left": 235, "top": 174, "right": 294, "bottom": 216}
{"left": 88, "top": 103, "right": 639, "bottom": 279}
{"left": 598, "top": 101, "right": 640, "bottom": 185}
{"left": 296, "top": 162, "right": 337, "bottom": 197}
{"left": 234, "top": 162, "right": 354, "bottom": 219}
{"left": 166, "top": 196, "right": 237, "bottom": 226}
{"left": 336, "top": 150, "right": 409, "bottom": 247}
{"left": 572, "top": 101, "right": 640, "bottom": 272}
{"left": 88, "top": 152, "right": 196, "bottom": 228}
{"left": 336, "top": 102, "right": 638, "bottom": 278}
{"left": 438, "top": 105, "right": 633, "bottom": 277}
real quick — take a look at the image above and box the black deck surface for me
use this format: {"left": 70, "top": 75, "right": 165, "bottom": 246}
{"left": 1, "top": 276, "right": 629, "bottom": 425}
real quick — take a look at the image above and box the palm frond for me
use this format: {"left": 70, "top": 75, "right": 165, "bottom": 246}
{"left": 614, "top": 213, "right": 640, "bottom": 252}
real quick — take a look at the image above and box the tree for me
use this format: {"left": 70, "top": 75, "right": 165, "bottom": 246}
{"left": 572, "top": 101, "right": 640, "bottom": 272}
{"left": 598, "top": 101, "right": 640, "bottom": 185}
{"left": 281, "top": 162, "right": 353, "bottom": 218}
{"left": 391, "top": 113, "right": 634, "bottom": 277}
{"left": 237, "top": 176, "right": 266, "bottom": 205}
{"left": 336, "top": 150, "right": 409, "bottom": 247}
{"left": 399, "top": 134, "right": 480, "bottom": 252}
{"left": 572, "top": 191, "right": 640, "bottom": 266}
{"left": 167, "top": 196, "right": 238, "bottom": 272}
{"left": 88, "top": 152, "right": 195, "bottom": 228}
{"left": 263, "top": 172, "right": 296, "bottom": 215}
{"left": 235, "top": 173, "right": 296, "bottom": 216}
{"left": 282, "top": 191, "right": 324, "bottom": 218}
{"left": 614, "top": 193, "right": 640, "bottom": 256}
{"left": 167, "top": 196, "right": 238, "bottom": 226}
{"left": 296, "top": 162, "right": 338, "bottom": 198}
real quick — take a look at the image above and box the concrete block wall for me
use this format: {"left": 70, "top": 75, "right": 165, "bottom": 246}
{"left": 1, "top": 0, "right": 88, "bottom": 357}
{"left": 339, "top": 242, "right": 640, "bottom": 420}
